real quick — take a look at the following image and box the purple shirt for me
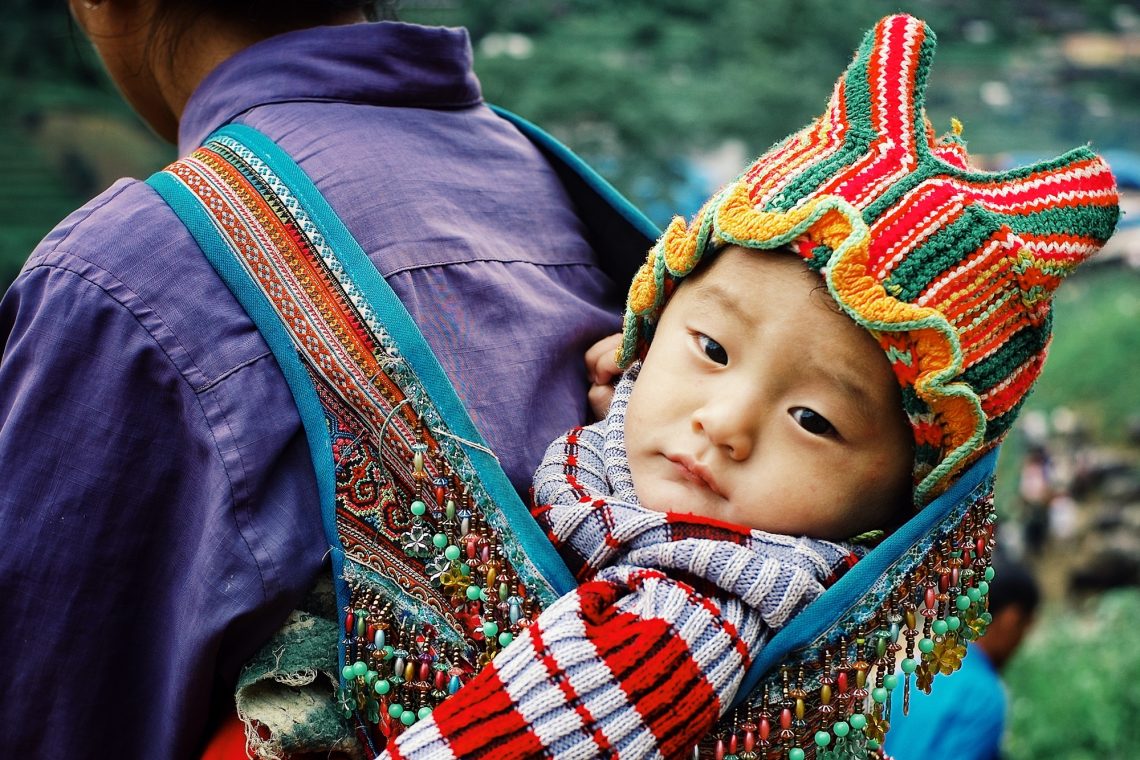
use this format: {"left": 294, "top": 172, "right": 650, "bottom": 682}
{"left": 0, "top": 22, "right": 633, "bottom": 758}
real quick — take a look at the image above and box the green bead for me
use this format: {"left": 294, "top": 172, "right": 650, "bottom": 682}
{"left": 446, "top": 500, "right": 456, "bottom": 520}
{"left": 932, "top": 619, "right": 948, "bottom": 636}
{"left": 833, "top": 720, "right": 850, "bottom": 738}
{"left": 417, "top": 706, "right": 433, "bottom": 719}
{"left": 432, "top": 533, "right": 448, "bottom": 549}
{"left": 981, "top": 612, "right": 993, "bottom": 625}
{"left": 867, "top": 739, "right": 881, "bottom": 751}
{"left": 460, "top": 563, "right": 471, "bottom": 576}
{"left": 815, "top": 731, "right": 831, "bottom": 748}
{"left": 466, "top": 585, "right": 481, "bottom": 601}
{"left": 978, "top": 581, "right": 990, "bottom": 596}
{"left": 788, "top": 749, "right": 805, "bottom": 760}
{"left": 479, "top": 588, "right": 489, "bottom": 602}
{"left": 956, "top": 594, "right": 971, "bottom": 611}
{"left": 383, "top": 645, "right": 395, "bottom": 660}
{"left": 967, "top": 587, "right": 982, "bottom": 603}
{"left": 872, "top": 687, "right": 888, "bottom": 704}
{"left": 884, "top": 674, "right": 899, "bottom": 690}
{"left": 388, "top": 703, "right": 404, "bottom": 719}
{"left": 499, "top": 582, "right": 509, "bottom": 601}
{"left": 375, "top": 679, "right": 391, "bottom": 695}
{"left": 341, "top": 665, "right": 355, "bottom": 681}
{"left": 985, "top": 566, "right": 995, "bottom": 581}
{"left": 901, "top": 657, "right": 918, "bottom": 674}
{"left": 498, "top": 631, "right": 514, "bottom": 647}
{"left": 401, "top": 709, "right": 416, "bottom": 726}
{"left": 483, "top": 621, "right": 499, "bottom": 638}
{"left": 947, "top": 615, "right": 961, "bottom": 631}
{"left": 849, "top": 713, "right": 867, "bottom": 731}
{"left": 410, "top": 500, "right": 427, "bottom": 516}
{"left": 919, "top": 638, "right": 935, "bottom": 654}
{"left": 444, "top": 545, "right": 461, "bottom": 561}
{"left": 351, "top": 660, "right": 368, "bottom": 678}
{"left": 366, "top": 669, "right": 378, "bottom": 684}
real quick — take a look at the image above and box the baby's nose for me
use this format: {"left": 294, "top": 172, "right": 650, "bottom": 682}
{"left": 692, "top": 402, "right": 754, "bottom": 461}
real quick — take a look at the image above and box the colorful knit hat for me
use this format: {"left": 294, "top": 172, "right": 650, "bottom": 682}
{"left": 619, "top": 13, "right": 1119, "bottom": 505}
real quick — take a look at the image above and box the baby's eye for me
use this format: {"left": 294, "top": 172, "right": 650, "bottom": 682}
{"left": 791, "top": 407, "right": 835, "bottom": 436}
{"left": 697, "top": 334, "right": 728, "bottom": 365}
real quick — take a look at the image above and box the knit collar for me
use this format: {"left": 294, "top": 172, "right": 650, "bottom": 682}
{"left": 601, "top": 362, "right": 642, "bottom": 506}
{"left": 178, "top": 22, "right": 482, "bottom": 155}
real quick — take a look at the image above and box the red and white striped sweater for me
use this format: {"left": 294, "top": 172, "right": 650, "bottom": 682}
{"left": 381, "top": 370, "right": 861, "bottom": 759}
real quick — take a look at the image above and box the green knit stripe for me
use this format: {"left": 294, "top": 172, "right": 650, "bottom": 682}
{"left": 883, "top": 205, "right": 1001, "bottom": 301}
{"left": 881, "top": 204, "right": 1114, "bottom": 303}
{"left": 769, "top": 31, "right": 877, "bottom": 209}
{"left": 985, "top": 395, "right": 1032, "bottom": 443}
{"left": 960, "top": 315, "right": 1051, "bottom": 393}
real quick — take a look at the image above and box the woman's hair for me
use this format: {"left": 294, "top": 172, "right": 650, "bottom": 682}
{"left": 148, "top": 0, "right": 397, "bottom": 63}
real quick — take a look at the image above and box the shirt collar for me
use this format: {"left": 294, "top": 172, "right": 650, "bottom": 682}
{"left": 178, "top": 21, "right": 482, "bottom": 154}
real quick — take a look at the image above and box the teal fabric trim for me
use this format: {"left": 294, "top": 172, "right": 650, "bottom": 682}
{"left": 208, "top": 123, "right": 576, "bottom": 598}
{"left": 732, "top": 446, "right": 999, "bottom": 709}
{"left": 490, "top": 105, "right": 660, "bottom": 245}
{"left": 146, "top": 170, "right": 349, "bottom": 641}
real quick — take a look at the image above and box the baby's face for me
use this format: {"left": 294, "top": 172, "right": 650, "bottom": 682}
{"left": 624, "top": 247, "right": 913, "bottom": 540}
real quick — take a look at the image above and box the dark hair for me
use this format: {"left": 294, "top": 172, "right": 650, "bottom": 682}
{"left": 148, "top": 1, "right": 397, "bottom": 66}
{"left": 987, "top": 551, "right": 1041, "bottom": 616}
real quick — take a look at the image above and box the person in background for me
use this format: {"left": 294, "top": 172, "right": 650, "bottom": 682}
{"left": 0, "top": 2, "right": 635, "bottom": 756}
{"left": 886, "top": 553, "right": 1041, "bottom": 760}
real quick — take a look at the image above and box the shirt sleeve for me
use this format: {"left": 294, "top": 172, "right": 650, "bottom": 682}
{"left": 0, "top": 262, "right": 318, "bottom": 757}
{"left": 381, "top": 561, "right": 765, "bottom": 760}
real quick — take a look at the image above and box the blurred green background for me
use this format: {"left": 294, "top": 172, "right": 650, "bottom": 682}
{"left": 3, "top": 1, "right": 1139, "bottom": 757}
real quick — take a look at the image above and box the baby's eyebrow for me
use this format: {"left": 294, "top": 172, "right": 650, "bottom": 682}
{"left": 687, "top": 281, "right": 755, "bottom": 326}
{"left": 817, "top": 365, "right": 878, "bottom": 422}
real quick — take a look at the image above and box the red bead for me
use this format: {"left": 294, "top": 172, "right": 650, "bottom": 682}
{"left": 729, "top": 734, "right": 738, "bottom": 754}
{"left": 780, "top": 708, "right": 792, "bottom": 730}
{"left": 345, "top": 611, "right": 355, "bottom": 636}
{"left": 976, "top": 537, "right": 987, "bottom": 557}
{"left": 435, "top": 486, "right": 445, "bottom": 506}
{"left": 837, "top": 671, "right": 848, "bottom": 693}
{"left": 419, "top": 661, "right": 431, "bottom": 681}
{"left": 435, "top": 669, "right": 446, "bottom": 690}
{"left": 715, "top": 738, "right": 725, "bottom": 760}
{"left": 939, "top": 572, "right": 949, "bottom": 592}
{"left": 924, "top": 585, "right": 937, "bottom": 610}
{"left": 760, "top": 717, "right": 771, "bottom": 741}
{"left": 744, "top": 730, "right": 756, "bottom": 751}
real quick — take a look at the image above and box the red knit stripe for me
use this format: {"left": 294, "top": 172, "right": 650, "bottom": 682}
{"left": 961, "top": 305, "right": 1034, "bottom": 368}
{"left": 953, "top": 157, "right": 1118, "bottom": 211}
{"left": 826, "top": 17, "right": 923, "bottom": 206}
{"left": 529, "top": 619, "right": 614, "bottom": 757}
{"left": 427, "top": 662, "right": 545, "bottom": 759}
{"left": 981, "top": 352, "right": 1045, "bottom": 418}
{"left": 588, "top": 602, "right": 721, "bottom": 756}
{"left": 870, "top": 184, "right": 966, "bottom": 274}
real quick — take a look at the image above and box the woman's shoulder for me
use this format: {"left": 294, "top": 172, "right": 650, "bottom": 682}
{"left": 14, "top": 176, "right": 268, "bottom": 391}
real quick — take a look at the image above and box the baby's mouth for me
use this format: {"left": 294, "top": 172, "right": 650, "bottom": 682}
{"left": 665, "top": 454, "right": 725, "bottom": 498}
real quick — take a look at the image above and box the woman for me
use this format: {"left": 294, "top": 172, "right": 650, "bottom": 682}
{"left": 0, "top": 2, "right": 642, "bottom": 756}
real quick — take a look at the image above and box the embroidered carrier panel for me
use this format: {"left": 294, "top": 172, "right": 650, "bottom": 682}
{"left": 155, "top": 130, "right": 562, "bottom": 750}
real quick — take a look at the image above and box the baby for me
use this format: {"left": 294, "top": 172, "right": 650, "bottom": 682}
{"left": 382, "top": 14, "right": 1117, "bottom": 760}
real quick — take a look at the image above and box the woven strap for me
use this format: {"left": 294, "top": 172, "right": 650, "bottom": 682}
{"left": 148, "top": 122, "right": 573, "bottom": 752}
